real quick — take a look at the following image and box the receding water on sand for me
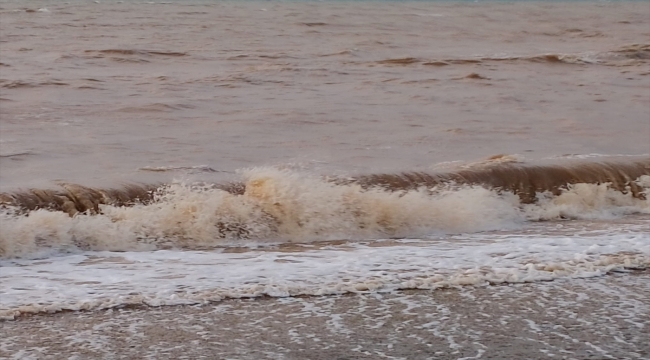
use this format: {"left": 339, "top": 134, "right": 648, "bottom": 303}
{"left": 2, "top": 272, "right": 649, "bottom": 359}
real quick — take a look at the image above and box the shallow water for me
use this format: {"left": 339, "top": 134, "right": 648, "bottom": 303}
{"left": 0, "top": 0, "right": 649, "bottom": 320}
{"left": 3, "top": 273, "right": 650, "bottom": 359}
{"left": 2, "top": 217, "right": 649, "bottom": 319}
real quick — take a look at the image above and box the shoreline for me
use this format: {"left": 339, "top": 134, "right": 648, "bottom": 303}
{"left": 2, "top": 271, "right": 648, "bottom": 359}
{"left": 3, "top": 268, "right": 648, "bottom": 322}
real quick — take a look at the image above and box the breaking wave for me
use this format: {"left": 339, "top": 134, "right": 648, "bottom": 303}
{"left": 0, "top": 159, "right": 648, "bottom": 259}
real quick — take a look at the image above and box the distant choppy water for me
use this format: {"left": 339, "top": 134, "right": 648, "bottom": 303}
{"left": 0, "top": 0, "right": 649, "bottom": 319}
{"left": 1, "top": 0, "right": 648, "bottom": 189}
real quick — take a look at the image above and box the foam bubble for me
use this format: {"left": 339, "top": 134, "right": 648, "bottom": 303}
{"left": 1, "top": 229, "right": 648, "bottom": 319}
{"left": 0, "top": 169, "right": 648, "bottom": 259}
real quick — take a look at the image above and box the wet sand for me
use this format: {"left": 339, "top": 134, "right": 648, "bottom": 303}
{"left": 2, "top": 271, "right": 648, "bottom": 360}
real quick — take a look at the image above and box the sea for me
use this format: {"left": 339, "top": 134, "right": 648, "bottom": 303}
{"left": 0, "top": 0, "right": 649, "bottom": 358}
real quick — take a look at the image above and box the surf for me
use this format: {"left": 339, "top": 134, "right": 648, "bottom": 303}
{"left": 0, "top": 159, "right": 648, "bottom": 259}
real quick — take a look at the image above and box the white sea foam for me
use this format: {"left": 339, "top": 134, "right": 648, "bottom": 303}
{"left": 1, "top": 169, "right": 647, "bottom": 319}
{"left": 1, "top": 169, "right": 648, "bottom": 259}
{"left": 1, "top": 226, "right": 648, "bottom": 319}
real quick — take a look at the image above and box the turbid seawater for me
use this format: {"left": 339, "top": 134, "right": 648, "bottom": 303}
{"left": 0, "top": 1, "right": 649, "bottom": 358}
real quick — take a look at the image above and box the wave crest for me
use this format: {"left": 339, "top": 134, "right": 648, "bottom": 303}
{"left": 0, "top": 160, "right": 648, "bottom": 259}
